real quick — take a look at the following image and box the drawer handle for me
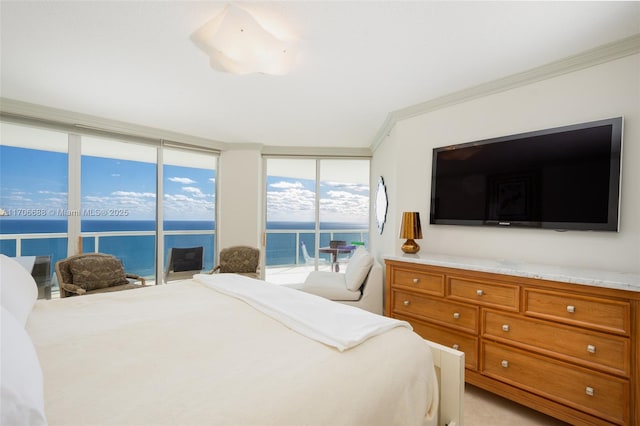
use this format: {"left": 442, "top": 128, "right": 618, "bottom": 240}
{"left": 453, "top": 312, "right": 460, "bottom": 319}
{"left": 501, "top": 360, "right": 509, "bottom": 368}
{"left": 412, "top": 278, "right": 420, "bottom": 284}
{"left": 452, "top": 344, "right": 460, "bottom": 350}
{"left": 476, "top": 289, "right": 484, "bottom": 296}
{"left": 585, "top": 386, "right": 594, "bottom": 397}
{"left": 566, "top": 305, "right": 576, "bottom": 313}
{"left": 587, "top": 344, "right": 596, "bottom": 354}
{"left": 403, "top": 300, "right": 410, "bottom": 306}
{"left": 502, "top": 324, "right": 510, "bottom": 332}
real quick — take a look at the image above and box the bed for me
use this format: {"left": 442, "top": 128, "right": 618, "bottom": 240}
{"left": 1, "top": 254, "right": 464, "bottom": 426}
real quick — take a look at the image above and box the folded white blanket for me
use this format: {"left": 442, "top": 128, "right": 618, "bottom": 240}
{"left": 193, "top": 273, "right": 411, "bottom": 351}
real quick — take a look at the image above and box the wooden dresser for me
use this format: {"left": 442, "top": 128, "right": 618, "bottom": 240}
{"left": 384, "top": 256, "right": 640, "bottom": 425}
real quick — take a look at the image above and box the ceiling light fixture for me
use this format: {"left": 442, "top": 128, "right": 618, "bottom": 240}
{"left": 191, "top": 4, "right": 299, "bottom": 76}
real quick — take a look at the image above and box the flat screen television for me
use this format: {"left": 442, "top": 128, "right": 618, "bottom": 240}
{"left": 430, "top": 117, "right": 623, "bottom": 231}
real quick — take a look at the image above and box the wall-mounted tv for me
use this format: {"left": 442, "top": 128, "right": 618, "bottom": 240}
{"left": 430, "top": 117, "right": 623, "bottom": 231}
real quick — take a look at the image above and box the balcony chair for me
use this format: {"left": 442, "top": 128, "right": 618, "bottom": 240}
{"left": 165, "top": 246, "right": 204, "bottom": 282}
{"left": 211, "top": 246, "right": 260, "bottom": 279}
{"left": 55, "top": 253, "right": 146, "bottom": 298}
{"left": 288, "top": 246, "right": 383, "bottom": 315}
{"left": 300, "top": 241, "right": 328, "bottom": 267}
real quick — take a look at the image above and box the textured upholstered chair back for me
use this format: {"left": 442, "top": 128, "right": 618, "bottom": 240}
{"left": 56, "top": 253, "right": 125, "bottom": 287}
{"left": 55, "top": 253, "right": 145, "bottom": 297}
{"left": 217, "top": 246, "right": 260, "bottom": 274}
{"left": 56, "top": 257, "right": 75, "bottom": 288}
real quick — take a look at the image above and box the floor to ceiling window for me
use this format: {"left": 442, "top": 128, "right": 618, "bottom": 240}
{"left": 264, "top": 157, "right": 369, "bottom": 285}
{"left": 162, "top": 147, "right": 216, "bottom": 281}
{"left": 0, "top": 122, "right": 69, "bottom": 298}
{"left": 1, "top": 119, "right": 219, "bottom": 293}
{"left": 80, "top": 136, "right": 158, "bottom": 278}
{"left": 265, "top": 158, "right": 317, "bottom": 273}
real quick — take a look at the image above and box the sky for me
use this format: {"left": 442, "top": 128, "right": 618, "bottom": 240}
{"left": 0, "top": 145, "right": 369, "bottom": 224}
{"left": 266, "top": 175, "right": 369, "bottom": 223}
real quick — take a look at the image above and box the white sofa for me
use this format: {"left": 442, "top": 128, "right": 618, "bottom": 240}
{"left": 289, "top": 247, "right": 383, "bottom": 315}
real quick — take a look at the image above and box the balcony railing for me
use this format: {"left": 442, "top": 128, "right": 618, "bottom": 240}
{"left": 0, "top": 227, "right": 369, "bottom": 291}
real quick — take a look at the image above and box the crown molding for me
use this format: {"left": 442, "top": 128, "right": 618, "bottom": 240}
{"left": 370, "top": 33, "right": 640, "bottom": 152}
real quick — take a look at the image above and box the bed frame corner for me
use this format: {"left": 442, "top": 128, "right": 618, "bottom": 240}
{"left": 425, "top": 339, "right": 465, "bottom": 426}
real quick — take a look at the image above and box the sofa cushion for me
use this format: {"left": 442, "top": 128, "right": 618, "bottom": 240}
{"left": 344, "top": 247, "right": 373, "bottom": 291}
{"left": 69, "top": 256, "right": 129, "bottom": 291}
{"left": 0, "top": 255, "right": 38, "bottom": 327}
{"left": 302, "top": 271, "right": 361, "bottom": 301}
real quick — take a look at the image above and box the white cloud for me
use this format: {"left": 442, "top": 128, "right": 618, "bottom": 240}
{"left": 163, "top": 193, "right": 214, "bottom": 220}
{"left": 38, "top": 190, "right": 67, "bottom": 196}
{"left": 270, "top": 181, "right": 303, "bottom": 189}
{"left": 169, "top": 177, "right": 196, "bottom": 184}
{"left": 266, "top": 186, "right": 316, "bottom": 222}
{"left": 323, "top": 181, "right": 369, "bottom": 192}
{"left": 183, "top": 186, "right": 205, "bottom": 197}
{"left": 111, "top": 191, "right": 156, "bottom": 198}
{"left": 266, "top": 178, "right": 369, "bottom": 223}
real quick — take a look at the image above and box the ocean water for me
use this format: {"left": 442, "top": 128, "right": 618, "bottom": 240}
{"left": 0, "top": 219, "right": 368, "bottom": 278}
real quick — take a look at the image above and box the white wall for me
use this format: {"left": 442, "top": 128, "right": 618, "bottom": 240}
{"left": 371, "top": 54, "right": 640, "bottom": 274}
{"left": 217, "top": 149, "right": 263, "bottom": 250}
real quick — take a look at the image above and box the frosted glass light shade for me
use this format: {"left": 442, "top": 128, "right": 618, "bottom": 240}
{"left": 191, "top": 4, "right": 298, "bottom": 75}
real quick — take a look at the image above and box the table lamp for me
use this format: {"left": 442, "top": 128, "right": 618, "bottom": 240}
{"left": 400, "top": 212, "right": 422, "bottom": 254}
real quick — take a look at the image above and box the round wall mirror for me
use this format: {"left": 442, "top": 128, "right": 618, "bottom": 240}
{"left": 375, "top": 176, "right": 388, "bottom": 234}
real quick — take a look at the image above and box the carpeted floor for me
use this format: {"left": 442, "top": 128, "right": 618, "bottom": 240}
{"left": 464, "top": 385, "right": 571, "bottom": 426}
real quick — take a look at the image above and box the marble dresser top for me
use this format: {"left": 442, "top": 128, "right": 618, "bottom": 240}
{"left": 384, "top": 253, "right": 640, "bottom": 293}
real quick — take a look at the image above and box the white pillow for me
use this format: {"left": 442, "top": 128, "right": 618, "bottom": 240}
{"left": 0, "top": 254, "right": 38, "bottom": 327}
{"left": 344, "top": 247, "right": 373, "bottom": 291}
{"left": 1, "top": 306, "right": 47, "bottom": 426}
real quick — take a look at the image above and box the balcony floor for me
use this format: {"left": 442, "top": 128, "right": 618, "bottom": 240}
{"left": 264, "top": 263, "right": 339, "bottom": 285}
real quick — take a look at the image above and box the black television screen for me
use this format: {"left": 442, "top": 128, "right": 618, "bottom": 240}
{"left": 430, "top": 117, "right": 623, "bottom": 231}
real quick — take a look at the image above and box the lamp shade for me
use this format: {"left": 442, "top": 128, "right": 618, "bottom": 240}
{"left": 399, "top": 212, "right": 422, "bottom": 254}
{"left": 400, "top": 212, "right": 422, "bottom": 239}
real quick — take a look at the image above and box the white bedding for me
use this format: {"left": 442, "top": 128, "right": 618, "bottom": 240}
{"left": 26, "top": 277, "right": 438, "bottom": 426}
{"left": 193, "top": 273, "right": 410, "bottom": 351}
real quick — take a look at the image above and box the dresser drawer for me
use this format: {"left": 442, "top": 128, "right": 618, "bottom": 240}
{"left": 390, "top": 267, "right": 445, "bottom": 296}
{"left": 393, "top": 290, "right": 478, "bottom": 333}
{"left": 483, "top": 310, "right": 630, "bottom": 376}
{"left": 448, "top": 276, "right": 519, "bottom": 311}
{"left": 524, "top": 289, "right": 630, "bottom": 335}
{"left": 397, "top": 314, "right": 478, "bottom": 370}
{"left": 482, "top": 342, "right": 629, "bottom": 425}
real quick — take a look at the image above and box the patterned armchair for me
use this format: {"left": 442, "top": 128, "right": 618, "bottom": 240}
{"left": 55, "top": 253, "right": 146, "bottom": 298}
{"left": 211, "top": 246, "right": 260, "bottom": 279}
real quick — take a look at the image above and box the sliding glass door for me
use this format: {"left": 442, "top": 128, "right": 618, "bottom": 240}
{"left": 264, "top": 158, "right": 317, "bottom": 280}
{"left": 264, "top": 157, "right": 369, "bottom": 285}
